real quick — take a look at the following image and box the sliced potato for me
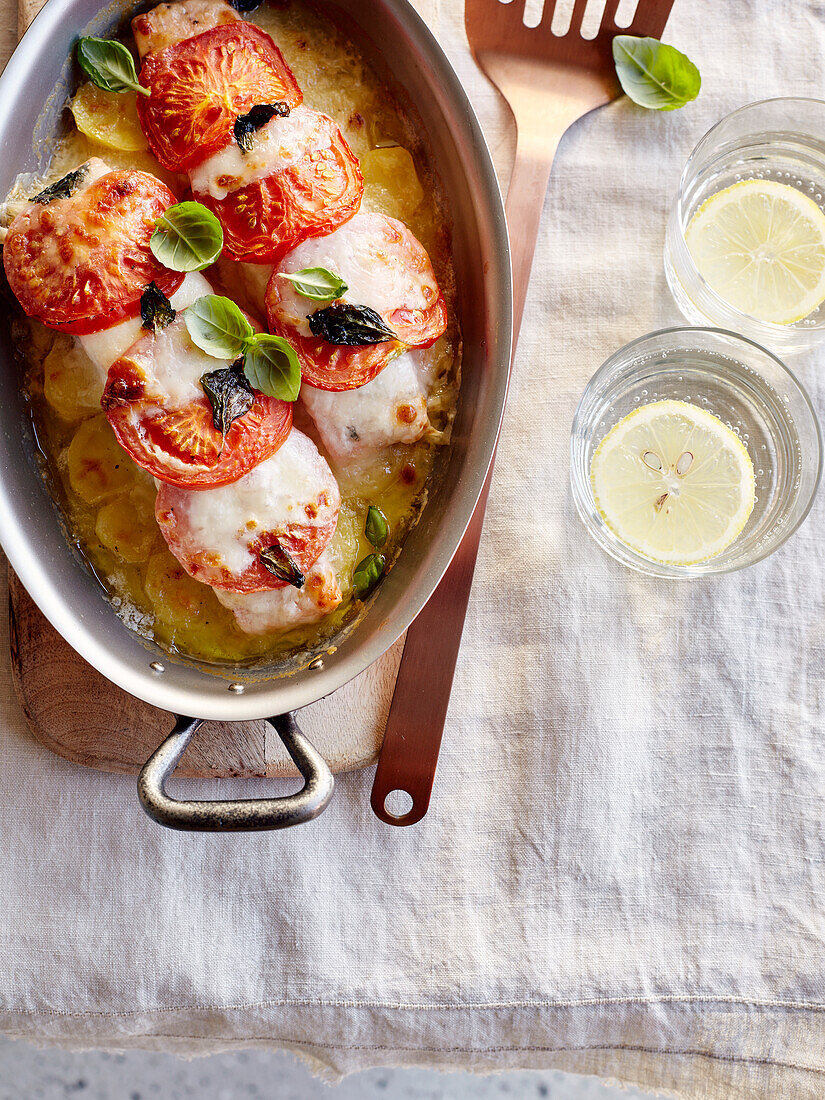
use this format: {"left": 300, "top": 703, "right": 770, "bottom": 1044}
{"left": 43, "top": 341, "right": 104, "bottom": 421}
{"left": 326, "top": 498, "right": 362, "bottom": 600}
{"left": 144, "top": 551, "right": 218, "bottom": 626}
{"left": 129, "top": 479, "right": 160, "bottom": 523}
{"left": 70, "top": 83, "right": 149, "bottom": 153}
{"left": 66, "top": 415, "right": 136, "bottom": 503}
{"left": 95, "top": 497, "right": 157, "bottom": 563}
{"left": 361, "top": 146, "right": 423, "bottom": 221}
{"left": 142, "top": 550, "right": 251, "bottom": 660}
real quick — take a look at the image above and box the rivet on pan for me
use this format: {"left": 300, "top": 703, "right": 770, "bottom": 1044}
{"left": 308, "top": 657, "right": 324, "bottom": 671}
{"left": 150, "top": 661, "right": 165, "bottom": 674}
{"left": 228, "top": 682, "right": 245, "bottom": 694}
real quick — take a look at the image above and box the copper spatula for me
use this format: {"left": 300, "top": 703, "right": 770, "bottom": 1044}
{"left": 371, "top": 0, "right": 676, "bottom": 825}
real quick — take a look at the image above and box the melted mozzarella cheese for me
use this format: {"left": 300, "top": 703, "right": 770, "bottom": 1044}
{"left": 301, "top": 350, "right": 431, "bottom": 463}
{"left": 145, "top": 321, "right": 216, "bottom": 405}
{"left": 132, "top": 0, "right": 239, "bottom": 58}
{"left": 124, "top": 308, "right": 232, "bottom": 409}
{"left": 273, "top": 213, "right": 432, "bottom": 339}
{"left": 168, "top": 429, "right": 340, "bottom": 576}
{"left": 215, "top": 550, "right": 342, "bottom": 633}
{"left": 80, "top": 272, "right": 213, "bottom": 380}
{"left": 75, "top": 157, "right": 110, "bottom": 188}
{"left": 189, "top": 107, "right": 331, "bottom": 200}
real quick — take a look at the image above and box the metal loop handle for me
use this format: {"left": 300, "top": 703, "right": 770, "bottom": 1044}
{"left": 137, "top": 713, "right": 334, "bottom": 831}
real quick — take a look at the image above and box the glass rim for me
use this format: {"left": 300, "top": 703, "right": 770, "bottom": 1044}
{"left": 678, "top": 95, "right": 825, "bottom": 196}
{"left": 671, "top": 100, "right": 825, "bottom": 341}
{"left": 570, "top": 325, "right": 824, "bottom": 578}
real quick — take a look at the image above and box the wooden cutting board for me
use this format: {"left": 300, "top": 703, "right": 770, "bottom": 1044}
{"left": 9, "top": 570, "right": 401, "bottom": 778}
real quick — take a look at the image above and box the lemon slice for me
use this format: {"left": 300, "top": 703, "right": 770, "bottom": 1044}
{"left": 70, "top": 83, "right": 148, "bottom": 153}
{"left": 591, "top": 400, "right": 755, "bottom": 565}
{"left": 685, "top": 179, "right": 825, "bottom": 325}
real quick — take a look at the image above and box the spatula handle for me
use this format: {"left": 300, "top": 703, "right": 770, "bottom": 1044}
{"left": 370, "top": 130, "right": 557, "bottom": 827}
{"left": 370, "top": 460, "right": 494, "bottom": 825}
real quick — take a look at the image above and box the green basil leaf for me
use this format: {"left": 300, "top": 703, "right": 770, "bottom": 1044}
{"left": 76, "top": 37, "right": 149, "bottom": 96}
{"left": 308, "top": 303, "right": 395, "bottom": 345}
{"left": 365, "top": 506, "right": 388, "bottom": 549}
{"left": 243, "top": 334, "right": 301, "bottom": 402}
{"left": 200, "top": 361, "right": 254, "bottom": 434}
{"left": 140, "top": 282, "right": 176, "bottom": 332}
{"left": 184, "top": 295, "right": 254, "bottom": 360}
{"left": 612, "top": 36, "right": 700, "bottom": 112}
{"left": 259, "top": 542, "right": 305, "bottom": 588}
{"left": 280, "top": 267, "right": 348, "bottom": 302}
{"left": 150, "top": 202, "right": 224, "bottom": 272}
{"left": 352, "top": 553, "right": 385, "bottom": 599}
{"left": 30, "top": 165, "right": 89, "bottom": 205}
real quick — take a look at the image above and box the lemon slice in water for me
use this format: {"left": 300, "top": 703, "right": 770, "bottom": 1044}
{"left": 591, "top": 400, "right": 755, "bottom": 565}
{"left": 685, "top": 179, "right": 825, "bottom": 325}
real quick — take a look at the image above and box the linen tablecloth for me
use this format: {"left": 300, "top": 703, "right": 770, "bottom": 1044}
{"left": 3, "top": 1, "right": 825, "bottom": 1096}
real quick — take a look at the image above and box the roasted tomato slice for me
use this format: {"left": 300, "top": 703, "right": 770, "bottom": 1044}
{"left": 102, "top": 314, "right": 292, "bottom": 489}
{"left": 266, "top": 212, "right": 448, "bottom": 391}
{"left": 192, "top": 108, "right": 363, "bottom": 263}
{"left": 137, "top": 22, "right": 303, "bottom": 172}
{"left": 3, "top": 162, "right": 184, "bottom": 335}
{"left": 155, "top": 429, "right": 341, "bottom": 592}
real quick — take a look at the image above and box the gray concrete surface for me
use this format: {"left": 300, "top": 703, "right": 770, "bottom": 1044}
{"left": 0, "top": 1040, "right": 664, "bottom": 1099}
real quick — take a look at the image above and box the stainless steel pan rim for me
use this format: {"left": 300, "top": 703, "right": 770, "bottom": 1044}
{"left": 0, "top": 0, "right": 512, "bottom": 725}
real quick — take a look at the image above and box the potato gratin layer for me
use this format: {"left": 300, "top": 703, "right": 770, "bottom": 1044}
{"left": 2, "top": 0, "right": 459, "bottom": 666}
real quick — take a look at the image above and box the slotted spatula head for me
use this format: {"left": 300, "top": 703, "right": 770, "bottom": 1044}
{"left": 466, "top": 0, "right": 676, "bottom": 114}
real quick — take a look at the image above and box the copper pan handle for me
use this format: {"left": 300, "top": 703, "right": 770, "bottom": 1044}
{"left": 371, "top": 116, "right": 559, "bottom": 827}
{"left": 138, "top": 712, "right": 334, "bottom": 831}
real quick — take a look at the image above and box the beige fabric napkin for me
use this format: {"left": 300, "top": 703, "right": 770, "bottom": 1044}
{"left": 5, "top": 1, "right": 825, "bottom": 1098}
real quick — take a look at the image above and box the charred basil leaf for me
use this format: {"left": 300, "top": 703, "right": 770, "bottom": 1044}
{"left": 76, "top": 37, "right": 149, "bottom": 96}
{"left": 307, "top": 303, "right": 395, "bottom": 346}
{"left": 184, "top": 296, "right": 300, "bottom": 403}
{"left": 151, "top": 201, "right": 223, "bottom": 272}
{"left": 229, "top": 0, "right": 262, "bottom": 11}
{"left": 31, "top": 166, "right": 88, "bottom": 205}
{"left": 260, "top": 542, "right": 305, "bottom": 588}
{"left": 234, "top": 102, "right": 290, "bottom": 153}
{"left": 281, "top": 267, "right": 348, "bottom": 302}
{"left": 365, "top": 506, "right": 388, "bottom": 549}
{"left": 200, "top": 361, "right": 254, "bottom": 434}
{"left": 140, "top": 281, "right": 176, "bottom": 332}
{"left": 352, "top": 553, "right": 385, "bottom": 598}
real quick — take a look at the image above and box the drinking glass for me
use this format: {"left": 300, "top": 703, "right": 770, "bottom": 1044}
{"left": 570, "top": 328, "right": 822, "bottom": 577}
{"left": 664, "top": 98, "right": 825, "bottom": 356}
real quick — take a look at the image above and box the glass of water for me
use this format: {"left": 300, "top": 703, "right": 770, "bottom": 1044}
{"left": 570, "top": 328, "right": 822, "bottom": 577}
{"left": 664, "top": 98, "right": 825, "bottom": 355}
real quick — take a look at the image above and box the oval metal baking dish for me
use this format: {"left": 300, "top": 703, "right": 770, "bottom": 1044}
{"left": 0, "top": 0, "right": 512, "bottom": 828}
